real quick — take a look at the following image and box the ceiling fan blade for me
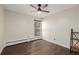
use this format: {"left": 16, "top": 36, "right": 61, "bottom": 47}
{"left": 43, "top": 4, "right": 48, "bottom": 8}
{"left": 41, "top": 10, "right": 50, "bottom": 13}
{"left": 30, "top": 4, "right": 37, "bottom": 9}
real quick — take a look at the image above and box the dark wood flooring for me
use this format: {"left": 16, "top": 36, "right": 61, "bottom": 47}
{"left": 1, "top": 39, "right": 79, "bottom": 55}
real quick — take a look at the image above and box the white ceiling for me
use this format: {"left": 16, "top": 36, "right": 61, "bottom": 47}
{"left": 3, "top": 4, "right": 78, "bottom": 18}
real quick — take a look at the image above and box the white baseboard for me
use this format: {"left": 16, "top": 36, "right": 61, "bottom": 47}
{"left": 0, "top": 45, "right": 5, "bottom": 54}
{"left": 6, "top": 38, "right": 38, "bottom": 46}
{"left": 44, "top": 39, "right": 70, "bottom": 49}
{"left": 0, "top": 48, "right": 3, "bottom": 54}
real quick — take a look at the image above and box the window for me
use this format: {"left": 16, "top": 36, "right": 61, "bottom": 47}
{"left": 34, "top": 20, "right": 41, "bottom": 36}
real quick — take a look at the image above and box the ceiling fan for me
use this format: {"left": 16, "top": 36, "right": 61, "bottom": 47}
{"left": 30, "top": 4, "right": 50, "bottom": 14}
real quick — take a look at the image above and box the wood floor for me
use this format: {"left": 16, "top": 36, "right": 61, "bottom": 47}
{"left": 1, "top": 39, "right": 79, "bottom": 55}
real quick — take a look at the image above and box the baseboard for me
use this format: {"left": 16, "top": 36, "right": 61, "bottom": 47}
{"left": 0, "top": 48, "right": 3, "bottom": 54}
{"left": 6, "top": 38, "right": 36, "bottom": 46}
{"left": 0, "top": 45, "right": 5, "bottom": 54}
{"left": 6, "top": 38, "right": 42, "bottom": 46}
{"left": 43, "top": 39, "right": 70, "bottom": 49}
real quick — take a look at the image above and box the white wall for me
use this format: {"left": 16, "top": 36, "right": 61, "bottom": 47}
{"left": 0, "top": 5, "right": 5, "bottom": 53}
{"left": 5, "top": 10, "right": 35, "bottom": 46}
{"left": 42, "top": 6, "right": 79, "bottom": 48}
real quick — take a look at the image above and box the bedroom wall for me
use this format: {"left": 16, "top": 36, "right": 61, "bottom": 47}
{"left": 0, "top": 5, "right": 5, "bottom": 54}
{"left": 5, "top": 10, "right": 35, "bottom": 46}
{"left": 42, "top": 6, "right": 79, "bottom": 48}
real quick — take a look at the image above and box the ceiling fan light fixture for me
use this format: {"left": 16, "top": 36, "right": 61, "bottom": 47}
{"left": 37, "top": 11, "right": 42, "bottom": 14}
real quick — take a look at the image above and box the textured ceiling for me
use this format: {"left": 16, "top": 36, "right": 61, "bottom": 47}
{"left": 3, "top": 4, "right": 78, "bottom": 18}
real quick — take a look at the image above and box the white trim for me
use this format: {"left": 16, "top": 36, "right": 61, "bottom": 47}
{"left": 0, "top": 45, "right": 5, "bottom": 54}
{"left": 44, "top": 39, "right": 70, "bottom": 49}
{"left": 6, "top": 38, "right": 37, "bottom": 46}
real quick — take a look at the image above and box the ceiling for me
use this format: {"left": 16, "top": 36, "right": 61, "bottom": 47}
{"left": 3, "top": 4, "right": 78, "bottom": 18}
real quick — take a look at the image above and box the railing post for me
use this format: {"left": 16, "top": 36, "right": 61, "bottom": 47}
{"left": 70, "top": 28, "right": 73, "bottom": 53}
